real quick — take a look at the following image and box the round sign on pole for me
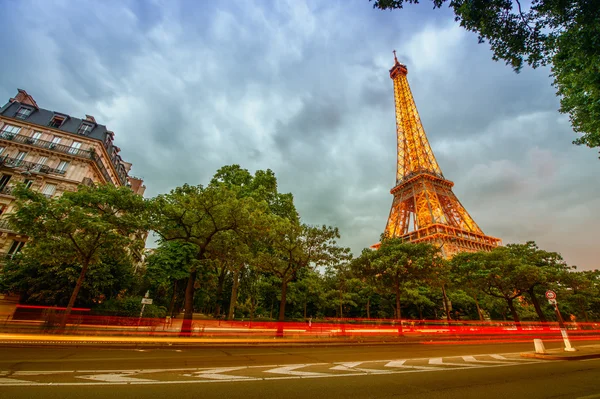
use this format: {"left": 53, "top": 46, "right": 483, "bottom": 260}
{"left": 545, "top": 290, "right": 557, "bottom": 300}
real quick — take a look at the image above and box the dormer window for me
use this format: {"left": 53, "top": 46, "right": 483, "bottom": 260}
{"left": 49, "top": 115, "right": 66, "bottom": 128}
{"left": 77, "top": 122, "right": 93, "bottom": 135}
{"left": 15, "top": 107, "right": 33, "bottom": 120}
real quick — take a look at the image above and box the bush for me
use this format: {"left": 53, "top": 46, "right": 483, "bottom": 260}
{"left": 94, "top": 297, "right": 166, "bottom": 318}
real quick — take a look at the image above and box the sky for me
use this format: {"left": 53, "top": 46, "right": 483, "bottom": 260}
{"left": 0, "top": 0, "right": 598, "bottom": 269}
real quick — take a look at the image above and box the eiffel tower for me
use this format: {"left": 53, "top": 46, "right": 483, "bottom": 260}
{"left": 374, "top": 52, "right": 501, "bottom": 257}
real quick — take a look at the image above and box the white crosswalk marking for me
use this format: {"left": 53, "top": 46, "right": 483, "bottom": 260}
{"left": 0, "top": 352, "right": 553, "bottom": 386}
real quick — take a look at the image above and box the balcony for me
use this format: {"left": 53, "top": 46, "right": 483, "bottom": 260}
{"left": 0, "top": 185, "right": 13, "bottom": 196}
{"left": 0, "top": 155, "right": 66, "bottom": 176}
{"left": 0, "top": 218, "right": 16, "bottom": 233}
{"left": 0, "top": 133, "right": 126, "bottom": 185}
{"left": 0, "top": 132, "right": 90, "bottom": 157}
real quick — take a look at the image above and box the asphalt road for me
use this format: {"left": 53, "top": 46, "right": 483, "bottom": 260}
{"left": 1, "top": 341, "right": 599, "bottom": 399}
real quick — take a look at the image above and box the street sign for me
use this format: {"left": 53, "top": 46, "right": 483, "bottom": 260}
{"left": 141, "top": 298, "right": 153, "bottom": 305}
{"left": 548, "top": 299, "right": 557, "bottom": 305}
{"left": 545, "top": 290, "right": 556, "bottom": 300}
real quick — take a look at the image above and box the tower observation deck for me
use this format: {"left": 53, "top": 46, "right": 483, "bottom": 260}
{"left": 374, "top": 52, "right": 501, "bottom": 258}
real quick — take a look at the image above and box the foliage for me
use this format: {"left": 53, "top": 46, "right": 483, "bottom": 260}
{"left": 95, "top": 296, "right": 166, "bottom": 318}
{"left": 6, "top": 183, "right": 147, "bottom": 323}
{"left": 372, "top": 0, "right": 600, "bottom": 154}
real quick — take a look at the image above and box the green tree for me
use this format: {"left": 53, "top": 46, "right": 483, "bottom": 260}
{"left": 145, "top": 241, "right": 198, "bottom": 317}
{"left": 150, "top": 183, "right": 265, "bottom": 335}
{"left": 6, "top": 184, "right": 147, "bottom": 326}
{"left": 372, "top": 0, "right": 600, "bottom": 154}
{"left": 370, "top": 239, "right": 443, "bottom": 324}
{"left": 504, "top": 242, "right": 569, "bottom": 322}
{"left": 256, "top": 222, "right": 350, "bottom": 325}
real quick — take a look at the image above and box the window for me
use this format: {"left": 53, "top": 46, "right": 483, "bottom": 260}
{"left": 32, "top": 132, "right": 42, "bottom": 141}
{"left": 7, "top": 240, "right": 25, "bottom": 258}
{"left": 37, "top": 156, "right": 48, "bottom": 166}
{"left": 41, "top": 183, "right": 56, "bottom": 197}
{"left": 15, "top": 107, "right": 33, "bottom": 119}
{"left": 0, "top": 125, "right": 21, "bottom": 138}
{"left": 15, "top": 151, "right": 27, "bottom": 161}
{"left": 24, "top": 179, "right": 33, "bottom": 189}
{"left": 0, "top": 147, "right": 4, "bottom": 156}
{"left": 57, "top": 161, "right": 69, "bottom": 173}
{"left": 0, "top": 174, "right": 11, "bottom": 190}
{"left": 69, "top": 141, "right": 82, "bottom": 154}
{"left": 49, "top": 115, "right": 65, "bottom": 128}
{"left": 77, "top": 123, "right": 93, "bottom": 135}
{"left": 50, "top": 136, "right": 62, "bottom": 148}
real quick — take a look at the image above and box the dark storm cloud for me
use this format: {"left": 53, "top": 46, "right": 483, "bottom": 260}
{"left": 0, "top": 0, "right": 598, "bottom": 268}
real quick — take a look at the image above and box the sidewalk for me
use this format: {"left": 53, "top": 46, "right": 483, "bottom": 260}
{"left": 521, "top": 344, "right": 600, "bottom": 360}
{"left": 0, "top": 332, "right": 420, "bottom": 348}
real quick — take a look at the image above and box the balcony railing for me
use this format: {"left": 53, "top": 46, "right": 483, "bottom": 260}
{"left": 0, "top": 132, "right": 91, "bottom": 158}
{"left": 0, "top": 185, "right": 13, "bottom": 196}
{"left": 0, "top": 218, "right": 16, "bottom": 232}
{"left": 0, "top": 155, "right": 66, "bottom": 176}
{"left": 0, "top": 132, "right": 127, "bottom": 186}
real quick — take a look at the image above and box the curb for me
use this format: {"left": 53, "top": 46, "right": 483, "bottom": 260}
{"left": 520, "top": 352, "right": 600, "bottom": 361}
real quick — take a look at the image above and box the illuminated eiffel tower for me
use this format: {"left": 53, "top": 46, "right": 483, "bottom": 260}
{"left": 374, "top": 52, "right": 501, "bottom": 257}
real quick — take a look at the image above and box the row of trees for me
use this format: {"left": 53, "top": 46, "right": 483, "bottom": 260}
{"left": 1, "top": 164, "right": 598, "bottom": 334}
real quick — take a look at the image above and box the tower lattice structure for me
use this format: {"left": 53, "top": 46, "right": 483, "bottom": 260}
{"left": 376, "top": 53, "right": 501, "bottom": 258}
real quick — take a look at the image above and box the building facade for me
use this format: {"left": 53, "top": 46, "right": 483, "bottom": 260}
{"left": 0, "top": 89, "right": 146, "bottom": 258}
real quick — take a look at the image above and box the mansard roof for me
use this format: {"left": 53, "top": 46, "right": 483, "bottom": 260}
{"left": 0, "top": 98, "right": 108, "bottom": 143}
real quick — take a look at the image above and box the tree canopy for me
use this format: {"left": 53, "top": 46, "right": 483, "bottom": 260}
{"left": 372, "top": 0, "right": 600, "bottom": 155}
{"left": 5, "top": 183, "right": 148, "bottom": 324}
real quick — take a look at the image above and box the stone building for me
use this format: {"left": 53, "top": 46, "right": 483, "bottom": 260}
{"left": 0, "top": 89, "right": 146, "bottom": 259}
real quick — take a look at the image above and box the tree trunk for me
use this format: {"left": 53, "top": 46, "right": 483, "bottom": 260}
{"left": 276, "top": 280, "right": 288, "bottom": 337}
{"left": 394, "top": 277, "right": 403, "bottom": 335}
{"left": 180, "top": 270, "right": 197, "bottom": 337}
{"left": 473, "top": 293, "right": 484, "bottom": 321}
{"left": 61, "top": 259, "right": 91, "bottom": 329}
{"left": 227, "top": 267, "right": 242, "bottom": 320}
{"left": 278, "top": 280, "right": 288, "bottom": 322}
{"left": 441, "top": 284, "right": 451, "bottom": 322}
{"left": 366, "top": 297, "right": 370, "bottom": 319}
{"left": 527, "top": 288, "right": 547, "bottom": 322}
{"left": 506, "top": 298, "right": 522, "bottom": 330}
{"left": 168, "top": 280, "right": 178, "bottom": 318}
{"left": 213, "top": 269, "right": 227, "bottom": 318}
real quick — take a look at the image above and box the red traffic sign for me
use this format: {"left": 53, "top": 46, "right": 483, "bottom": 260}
{"left": 545, "top": 290, "right": 557, "bottom": 300}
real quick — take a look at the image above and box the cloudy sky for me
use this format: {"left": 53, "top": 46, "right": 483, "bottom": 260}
{"left": 0, "top": 0, "right": 598, "bottom": 269}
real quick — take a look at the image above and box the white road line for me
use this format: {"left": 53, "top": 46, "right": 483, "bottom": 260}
{"left": 461, "top": 356, "right": 515, "bottom": 364}
{"left": 384, "top": 360, "right": 444, "bottom": 371}
{"left": 330, "top": 362, "right": 394, "bottom": 374}
{"left": 77, "top": 373, "right": 156, "bottom": 383}
{"left": 488, "top": 354, "right": 542, "bottom": 362}
{"left": 264, "top": 364, "right": 329, "bottom": 377}
{"left": 0, "top": 377, "right": 32, "bottom": 384}
{"left": 184, "top": 367, "right": 253, "bottom": 380}
{"left": 429, "top": 357, "right": 480, "bottom": 367}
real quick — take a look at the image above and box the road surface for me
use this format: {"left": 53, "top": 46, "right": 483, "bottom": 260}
{"left": 1, "top": 341, "right": 598, "bottom": 398}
